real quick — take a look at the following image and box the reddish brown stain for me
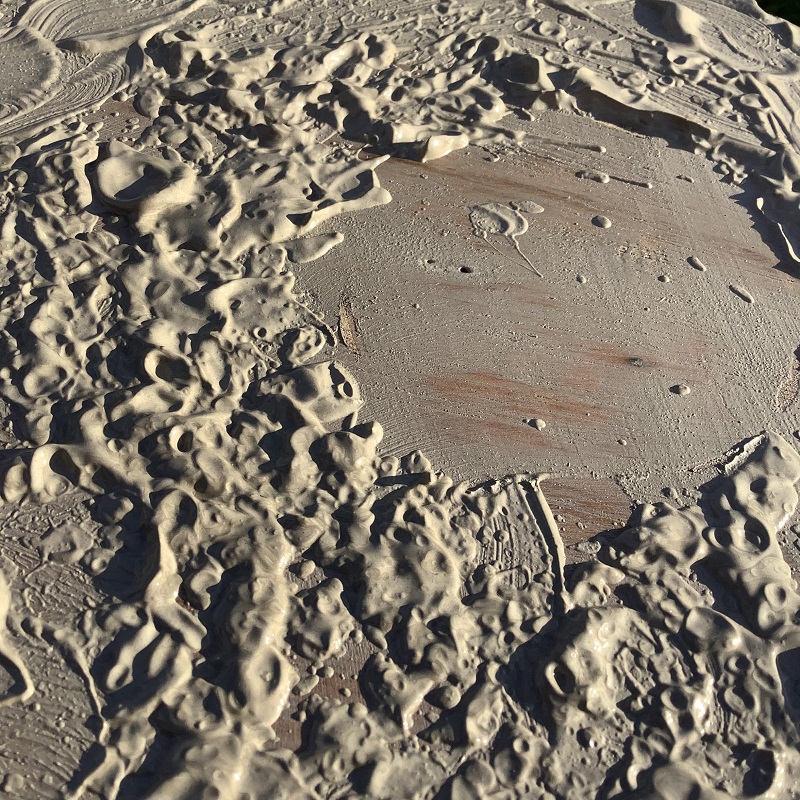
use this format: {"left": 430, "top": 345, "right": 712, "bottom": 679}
{"left": 545, "top": 477, "right": 632, "bottom": 548}
{"left": 426, "top": 370, "right": 614, "bottom": 423}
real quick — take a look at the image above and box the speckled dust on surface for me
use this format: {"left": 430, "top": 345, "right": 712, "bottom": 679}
{"left": 2, "top": 1, "right": 800, "bottom": 798}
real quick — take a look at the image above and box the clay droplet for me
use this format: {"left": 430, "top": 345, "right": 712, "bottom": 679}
{"left": 688, "top": 256, "right": 707, "bottom": 271}
{"left": 730, "top": 284, "right": 754, "bottom": 303}
{"left": 577, "top": 169, "right": 610, "bottom": 184}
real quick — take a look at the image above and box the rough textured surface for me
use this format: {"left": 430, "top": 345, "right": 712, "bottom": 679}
{"left": 1, "top": 1, "right": 800, "bottom": 798}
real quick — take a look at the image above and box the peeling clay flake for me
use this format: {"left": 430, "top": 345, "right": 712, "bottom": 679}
{"left": 511, "top": 199, "right": 545, "bottom": 214}
{"left": 0, "top": 1, "right": 800, "bottom": 799}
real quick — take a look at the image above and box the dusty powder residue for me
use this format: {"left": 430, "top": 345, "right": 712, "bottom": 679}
{"left": 0, "top": 1, "right": 799, "bottom": 798}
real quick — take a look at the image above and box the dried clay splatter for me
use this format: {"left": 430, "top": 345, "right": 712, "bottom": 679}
{"left": 469, "top": 202, "right": 543, "bottom": 277}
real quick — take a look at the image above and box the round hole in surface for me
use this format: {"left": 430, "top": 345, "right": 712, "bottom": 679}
{"left": 551, "top": 664, "right": 575, "bottom": 695}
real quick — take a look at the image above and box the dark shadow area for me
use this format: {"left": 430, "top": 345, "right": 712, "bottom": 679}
{"left": 758, "top": 1, "right": 800, "bottom": 26}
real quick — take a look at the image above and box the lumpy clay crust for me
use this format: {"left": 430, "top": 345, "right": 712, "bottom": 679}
{"left": 0, "top": 1, "right": 800, "bottom": 799}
